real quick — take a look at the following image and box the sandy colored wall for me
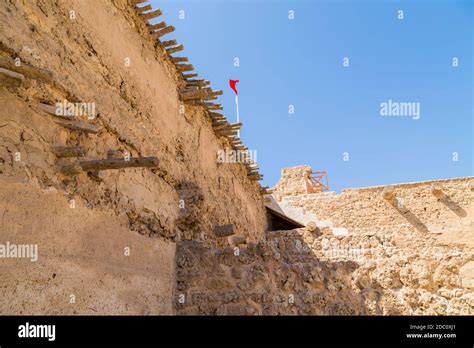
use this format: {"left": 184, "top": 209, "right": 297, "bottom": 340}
{"left": 176, "top": 225, "right": 473, "bottom": 315}
{"left": 175, "top": 168, "right": 473, "bottom": 315}
{"left": 0, "top": 0, "right": 266, "bottom": 314}
{"left": 0, "top": 179, "right": 176, "bottom": 314}
{"left": 274, "top": 166, "right": 473, "bottom": 238}
{"left": 272, "top": 165, "right": 313, "bottom": 199}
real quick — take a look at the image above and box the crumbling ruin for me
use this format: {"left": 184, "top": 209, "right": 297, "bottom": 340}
{"left": 0, "top": 1, "right": 472, "bottom": 315}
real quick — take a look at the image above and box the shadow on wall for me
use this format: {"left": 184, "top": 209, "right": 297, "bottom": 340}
{"left": 174, "top": 229, "right": 379, "bottom": 315}
{"left": 386, "top": 190, "right": 468, "bottom": 233}
{"left": 387, "top": 198, "right": 429, "bottom": 233}
{"left": 439, "top": 195, "right": 467, "bottom": 218}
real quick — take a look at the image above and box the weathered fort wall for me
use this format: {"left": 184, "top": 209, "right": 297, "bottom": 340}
{"left": 175, "top": 166, "right": 473, "bottom": 315}
{"left": 276, "top": 166, "right": 473, "bottom": 238}
{"left": 176, "top": 225, "right": 473, "bottom": 315}
{"left": 0, "top": 0, "right": 266, "bottom": 314}
{"left": 1, "top": 0, "right": 472, "bottom": 316}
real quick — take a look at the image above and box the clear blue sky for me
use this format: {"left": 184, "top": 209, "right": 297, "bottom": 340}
{"left": 151, "top": 0, "right": 472, "bottom": 192}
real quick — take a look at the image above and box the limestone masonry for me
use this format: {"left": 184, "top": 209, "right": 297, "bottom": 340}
{"left": 177, "top": 168, "right": 473, "bottom": 315}
{"left": 0, "top": 1, "right": 472, "bottom": 315}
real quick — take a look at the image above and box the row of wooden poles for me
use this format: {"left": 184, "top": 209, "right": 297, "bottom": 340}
{"left": 0, "top": 56, "right": 159, "bottom": 173}
{"left": 130, "top": 0, "right": 267, "bottom": 192}
{"left": 0, "top": 2, "right": 266, "bottom": 191}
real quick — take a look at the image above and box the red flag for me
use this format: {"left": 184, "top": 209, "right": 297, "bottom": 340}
{"left": 229, "top": 79, "right": 239, "bottom": 96}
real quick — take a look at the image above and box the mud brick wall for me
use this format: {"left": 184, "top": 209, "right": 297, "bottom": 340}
{"left": 0, "top": 0, "right": 266, "bottom": 314}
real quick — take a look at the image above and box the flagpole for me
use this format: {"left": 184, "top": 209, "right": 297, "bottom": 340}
{"left": 235, "top": 95, "right": 240, "bottom": 138}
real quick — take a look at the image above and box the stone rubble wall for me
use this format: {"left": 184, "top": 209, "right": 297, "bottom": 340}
{"left": 176, "top": 226, "right": 473, "bottom": 315}
{"left": 272, "top": 165, "right": 312, "bottom": 200}
{"left": 272, "top": 166, "right": 473, "bottom": 237}
{"left": 175, "top": 167, "right": 473, "bottom": 315}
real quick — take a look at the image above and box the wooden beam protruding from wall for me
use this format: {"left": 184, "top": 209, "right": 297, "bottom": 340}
{"left": 61, "top": 157, "right": 159, "bottom": 174}
{"left": 148, "top": 22, "right": 166, "bottom": 32}
{"left": 166, "top": 45, "right": 184, "bottom": 54}
{"left": 0, "top": 56, "right": 53, "bottom": 84}
{"left": 54, "top": 119, "right": 101, "bottom": 134}
{"left": 161, "top": 39, "right": 177, "bottom": 47}
{"left": 52, "top": 145, "right": 87, "bottom": 158}
{"left": 382, "top": 186, "right": 395, "bottom": 201}
{"left": 0, "top": 67, "right": 24, "bottom": 87}
{"left": 185, "top": 79, "right": 209, "bottom": 87}
{"left": 175, "top": 64, "right": 194, "bottom": 72}
{"left": 135, "top": 4, "right": 152, "bottom": 13}
{"left": 182, "top": 73, "right": 198, "bottom": 79}
{"left": 152, "top": 25, "right": 175, "bottom": 38}
{"left": 430, "top": 184, "right": 443, "bottom": 198}
{"left": 171, "top": 57, "right": 188, "bottom": 63}
{"left": 213, "top": 224, "right": 235, "bottom": 237}
{"left": 140, "top": 9, "right": 162, "bottom": 20}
